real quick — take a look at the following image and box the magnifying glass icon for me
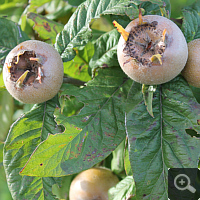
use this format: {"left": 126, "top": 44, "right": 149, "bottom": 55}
{"left": 174, "top": 174, "right": 196, "bottom": 193}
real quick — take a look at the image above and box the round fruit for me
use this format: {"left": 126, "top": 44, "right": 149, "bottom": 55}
{"left": 182, "top": 39, "right": 200, "bottom": 88}
{"left": 115, "top": 14, "right": 188, "bottom": 85}
{"left": 69, "top": 167, "right": 119, "bottom": 200}
{"left": 3, "top": 40, "right": 63, "bottom": 104}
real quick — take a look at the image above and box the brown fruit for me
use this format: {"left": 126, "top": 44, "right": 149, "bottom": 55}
{"left": 69, "top": 167, "right": 119, "bottom": 200}
{"left": 182, "top": 39, "right": 200, "bottom": 88}
{"left": 3, "top": 40, "right": 63, "bottom": 104}
{"left": 115, "top": 14, "right": 188, "bottom": 85}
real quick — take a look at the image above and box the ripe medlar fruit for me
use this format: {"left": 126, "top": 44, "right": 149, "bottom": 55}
{"left": 182, "top": 39, "right": 200, "bottom": 88}
{"left": 69, "top": 167, "right": 119, "bottom": 200}
{"left": 114, "top": 14, "right": 188, "bottom": 85}
{"left": 3, "top": 40, "right": 63, "bottom": 104}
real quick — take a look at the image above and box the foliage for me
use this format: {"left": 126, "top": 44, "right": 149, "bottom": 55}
{"left": 0, "top": 0, "right": 200, "bottom": 199}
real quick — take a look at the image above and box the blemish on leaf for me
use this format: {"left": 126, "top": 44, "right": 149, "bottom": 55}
{"left": 40, "top": 163, "right": 43, "bottom": 166}
{"left": 131, "top": 137, "right": 137, "bottom": 141}
{"left": 43, "top": 22, "right": 51, "bottom": 32}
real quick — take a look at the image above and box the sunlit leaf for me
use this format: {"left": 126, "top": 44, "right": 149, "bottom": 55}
{"left": 108, "top": 176, "right": 135, "bottom": 200}
{"left": 63, "top": 42, "right": 94, "bottom": 82}
{"left": 3, "top": 97, "right": 61, "bottom": 199}
{"left": 19, "top": 67, "right": 132, "bottom": 176}
{"left": 27, "top": 12, "right": 64, "bottom": 43}
{"left": 89, "top": 29, "right": 120, "bottom": 71}
{"left": 124, "top": 139, "right": 132, "bottom": 176}
{"left": 142, "top": 84, "right": 157, "bottom": 117}
{"left": 29, "top": 0, "right": 52, "bottom": 9}
{"left": 126, "top": 76, "right": 200, "bottom": 199}
{"left": 55, "top": 0, "right": 139, "bottom": 62}
{"left": 111, "top": 139, "right": 125, "bottom": 174}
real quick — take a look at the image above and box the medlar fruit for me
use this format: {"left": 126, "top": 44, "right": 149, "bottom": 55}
{"left": 3, "top": 40, "right": 63, "bottom": 104}
{"left": 182, "top": 39, "right": 200, "bottom": 88}
{"left": 114, "top": 13, "right": 188, "bottom": 85}
{"left": 69, "top": 167, "right": 119, "bottom": 200}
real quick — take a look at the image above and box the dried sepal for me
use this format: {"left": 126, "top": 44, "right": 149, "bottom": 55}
{"left": 113, "top": 20, "right": 129, "bottom": 41}
{"left": 16, "top": 70, "right": 30, "bottom": 88}
{"left": 150, "top": 54, "right": 163, "bottom": 65}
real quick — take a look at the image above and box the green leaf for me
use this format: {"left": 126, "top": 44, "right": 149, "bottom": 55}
{"left": 0, "top": 0, "right": 27, "bottom": 23}
{"left": 0, "top": 91, "right": 14, "bottom": 141}
{"left": 89, "top": 29, "right": 120, "bottom": 71}
{"left": 52, "top": 175, "right": 74, "bottom": 199}
{"left": 0, "top": 18, "right": 29, "bottom": 64}
{"left": 42, "top": 0, "right": 73, "bottom": 21}
{"left": 0, "top": 142, "right": 3, "bottom": 164}
{"left": 0, "top": 71, "right": 5, "bottom": 90}
{"left": 111, "top": 139, "right": 125, "bottom": 174}
{"left": 141, "top": 0, "right": 171, "bottom": 17}
{"left": 19, "top": 67, "right": 132, "bottom": 177}
{"left": 108, "top": 176, "right": 136, "bottom": 200}
{"left": 68, "top": 0, "right": 86, "bottom": 7}
{"left": 29, "top": 0, "right": 52, "bottom": 9}
{"left": 124, "top": 140, "right": 132, "bottom": 176}
{"left": 55, "top": 0, "right": 139, "bottom": 62}
{"left": 27, "top": 12, "right": 64, "bottom": 44}
{"left": 126, "top": 76, "right": 200, "bottom": 199}
{"left": 59, "top": 95, "right": 84, "bottom": 117}
{"left": 63, "top": 42, "right": 94, "bottom": 82}
{"left": 181, "top": 1, "right": 200, "bottom": 42}
{"left": 142, "top": 84, "right": 157, "bottom": 117}
{"left": 3, "top": 97, "right": 61, "bottom": 199}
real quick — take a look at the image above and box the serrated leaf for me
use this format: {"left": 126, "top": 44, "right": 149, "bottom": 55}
{"left": 181, "top": 1, "right": 200, "bottom": 42}
{"left": 19, "top": 67, "right": 132, "bottom": 177}
{"left": 3, "top": 97, "right": 61, "bottom": 200}
{"left": 0, "top": 18, "right": 29, "bottom": 64}
{"left": 141, "top": 0, "right": 171, "bottom": 17}
{"left": 55, "top": 0, "right": 139, "bottom": 62}
{"left": 27, "top": 12, "right": 64, "bottom": 44}
{"left": 63, "top": 42, "right": 94, "bottom": 82}
{"left": 126, "top": 76, "right": 200, "bottom": 200}
{"left": 89, "top": 29, "right": 120, "bottom": 71}
{"left": 108, "top": 176, "right": 136, "bottom": 200}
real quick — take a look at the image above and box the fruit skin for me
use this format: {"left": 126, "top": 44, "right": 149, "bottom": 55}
{"left": 3, "top": 40, "right": 63, "bottom": 104}
{"left": 117, "top": 15, "right": 188, "bottom": 85}
{"left": 69, "top": 167, "right": 119, "bottom": 200}
{"left": 182, "top": 39, "right": 200, "bottom": 88}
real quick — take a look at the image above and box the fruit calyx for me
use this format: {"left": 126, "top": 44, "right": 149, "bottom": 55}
{"left": 113, "top": 13, "right": 168, "bottom": 67}
{"left": 7, "top": 50, "right": 45, "bottom": 88}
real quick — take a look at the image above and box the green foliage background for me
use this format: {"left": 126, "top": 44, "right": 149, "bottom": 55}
{"left": 0, "top": 0, "right": 200, "bottom": 199}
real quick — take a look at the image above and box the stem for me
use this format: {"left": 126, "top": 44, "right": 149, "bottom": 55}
{"left": 63, "top": 77, "right": 86, "bottom": 86}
